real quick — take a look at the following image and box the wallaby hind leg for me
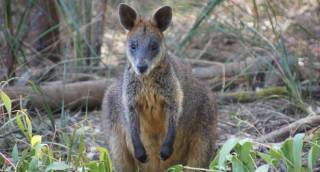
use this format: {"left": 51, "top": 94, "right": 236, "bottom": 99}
{"left": 184, "top": 133, "right": 215, "bottom": 172}
{"left": 102, "top": 85, "right": 137, "bottom": 172}
{"left": 108, "top": 131, "right": 137, "bottom": 172}
{"left": 184, "top": 101, "right": 217, "bottom": 172}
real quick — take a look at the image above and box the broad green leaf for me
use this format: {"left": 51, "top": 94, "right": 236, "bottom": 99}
{"left": 11, "top": 144, "right": 18, "bottom": 164}
{"left": 31, "top": 135, "right": 42, "bottom": 148}
{"left": 269, "top": 148, "right": 282, "bottom": 161}
{"left": 20, "top": 149, "right": 28, "bottom": 170}
{"left": 239, "top": 141, "right": 254, "bottom": 171}
{"left": 218, "top": 138, "right": 238, "bottom": 169}
{"left": 232, "top": 156, "right": 244, "bottom": 172}
{"left": 16, "top": 112, "right": 27, "bottom": 138}
{"left": 28, "top": 157, "right": 39, "bottom": 172}
{"left": 85, "top": 161, "right": 100, "bottom": 171}
{"left": 98, "top": 162, "right": 106, "bottom": 172}
{"left": 85, "top": 161, "right": 99, "bottom": 171}
{"left": 280, "top": 138, "right": 294, "bottom": 170}
{"left": 292, "top": 133, "right": 304, "bottom": 170}
{"left": 44, "top": 162, "right": 69, "bottom": 172}
{"left": 210, "top": 137, "right": 238, "bottom": 170}
{"left": 97, "top": 146, "right": 108, "bottom": 161}
{"left": 257, "top": 147, "right": 281, "bottom": 169}
{"left": 308, "top": 141, "right": 320, "bottom": 172}
{"left": 46, "top": 145, "right": 54, "bottom": 163}
{"left": 0, "top": 91, "right": 12, "bottom": 116}
{"left": 239, "top": 141, "right": 252, "bottom": 160}
{"left": 166, "top": 164, "right": 183, "bottom": 172}
{"left": 20, "top": 111, "right": 33, "bottom": 140}
{"left": 255, "top": 165, "right": 269, "bottom": 172}
{"left": 34, "top": 143, "right": 47, "bottom": 158}
{"left": 257, "top": 152, "right": 272, "bottom": 163}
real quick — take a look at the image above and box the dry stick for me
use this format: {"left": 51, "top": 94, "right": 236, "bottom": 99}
{"left": 183, "top": 166, "right": 216, "bottom": 172}
{"left": 191, "top": 57, "right": 270, "bottom": 80}
{"left": 186, "top": 58, "right": 221, "bottom": 67}
{"left": 195, "top": 38, "right": 213, "bottom": 60}
{"left": 256, "top": 115, "right": 320, "bottom": 143}
{"left": 0, "top": 152, "right": 16, "bottom": 170}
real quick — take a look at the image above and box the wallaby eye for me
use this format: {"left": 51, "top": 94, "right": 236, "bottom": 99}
{"left": 130, "top": 42, "right": 138, "bottom": 50}
{"left": 150, "top": 42, "right": 159, "bottom": 51}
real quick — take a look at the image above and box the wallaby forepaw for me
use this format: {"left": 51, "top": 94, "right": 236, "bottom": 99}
{"left": 135, "top": 147, "right": 148, "bottom": 163}
{"left": 160, "top": 145, "right": 173, "bottom": 161}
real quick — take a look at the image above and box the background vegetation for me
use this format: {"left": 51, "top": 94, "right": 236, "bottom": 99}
{"left": 0, "top": 0, "right": 319, "bottom": 171}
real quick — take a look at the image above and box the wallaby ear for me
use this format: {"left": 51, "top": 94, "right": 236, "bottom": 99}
{"left": 118, "top": 3, "right": 137, "bottom": 31}
{"left": 151, "top": 6, "right": 172, "bottom": 32}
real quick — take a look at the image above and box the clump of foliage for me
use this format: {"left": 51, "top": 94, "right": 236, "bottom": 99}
{"left": 168, "top": 133, "right": 320, "bottom": 172}
{"left": 0, "top": 91, "right": 112, "bottom": 172}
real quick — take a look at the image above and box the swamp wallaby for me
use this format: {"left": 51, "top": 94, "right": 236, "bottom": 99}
{"left": 101, "top": 4, "right": 218, "bottom": 172}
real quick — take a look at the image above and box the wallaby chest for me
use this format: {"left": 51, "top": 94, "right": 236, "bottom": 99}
{"left": 135, "top": 82, "right": 168, "bottom": 155}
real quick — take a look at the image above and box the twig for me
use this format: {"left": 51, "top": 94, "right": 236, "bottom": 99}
{"left": 196, "top": 38, "right": 213, "bottom": 59}
{"left": 183, "top": 166, "right": 218, "bottom": 172}
{"left": 256, "top": 115, "right": 320, "bottom": 142}
{"left": 0, "top": 152, "right": 16, "bottom": 169}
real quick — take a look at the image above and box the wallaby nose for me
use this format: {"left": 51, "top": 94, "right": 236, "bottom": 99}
{"left": 137, "top": 65, "right": 148, "bottom": 73}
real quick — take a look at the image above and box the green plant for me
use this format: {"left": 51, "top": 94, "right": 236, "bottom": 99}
{"left": 166, "top": 132, "right": 320, "bottom": 172}
{"left": 0, "top": 91, "right": 113, "bottom": 172}
{"left": 210, "top": 138, "right": 257, "bottom": 172}
{"left": 260, "top": 0, "right": 306, "bottom": 111}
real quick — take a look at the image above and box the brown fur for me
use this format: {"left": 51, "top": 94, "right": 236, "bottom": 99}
{"left": 101, "top": 4, "right": 218, "bottom": 172}
{"left": 128, "top": 18, "right": 164, "bottom": 39}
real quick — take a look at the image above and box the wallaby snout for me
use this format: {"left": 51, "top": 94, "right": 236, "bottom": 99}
{"left": 136, "top": 64, "right": 148, "bottom": 74}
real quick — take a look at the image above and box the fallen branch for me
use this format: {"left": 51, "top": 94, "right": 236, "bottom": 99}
{"left": 3, "top": 79, "right": 114, "bottom": 110}
{"left": 218, "top": 86, "right": 320, "bottom": 104}
{"left": 191, "top": 58, "right": 270, "bottom": 80}
{"left": 217, "top": 87, "right": 288, "bottom": 104}
{"left": 3, "top": 77, "right": 320, "bottom": 111}
{"left": 256, "top": 115, "right": 320, "bottom": 143}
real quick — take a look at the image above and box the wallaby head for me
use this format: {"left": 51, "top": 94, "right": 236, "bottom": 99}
{"left": 118, "top": 3, "right": 172, "bottom": 76}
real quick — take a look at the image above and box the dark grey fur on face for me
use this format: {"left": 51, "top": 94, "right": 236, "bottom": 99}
{"left": 127, "top": 28, "right": 162, "bottom": 75}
